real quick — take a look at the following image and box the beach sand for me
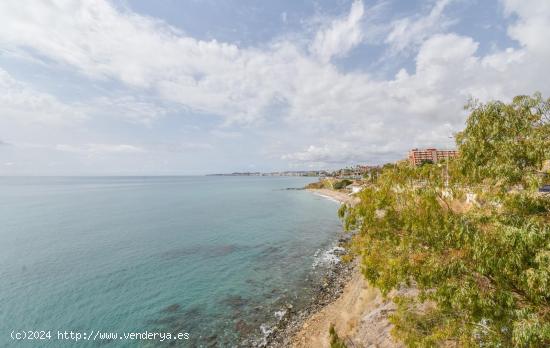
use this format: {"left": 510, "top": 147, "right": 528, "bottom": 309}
{"left": 306, "top": 188, "right": 360, "bottom": 206}
{"left": 290, "top": 268, "right": 403, "bottom": 348}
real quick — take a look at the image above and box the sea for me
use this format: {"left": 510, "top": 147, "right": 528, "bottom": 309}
{"left": 0, "top": 176, "right": 344, "bottom": 347}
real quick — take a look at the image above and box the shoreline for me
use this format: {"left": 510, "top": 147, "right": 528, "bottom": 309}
{"left": 263, "top": 238, "right": 355, "bottom": 347}
{"left": 263, "top": 188, "right": 401, "bottom": 348}
{"left": 260, "top": 188, "right": 355, "bottom": 347}
{"left": 306, "top": 188, "right": 360, "bottom": 206}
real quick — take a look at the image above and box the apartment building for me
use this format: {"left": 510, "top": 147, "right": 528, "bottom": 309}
{"left": 408, "top": 148, "right": 458, "bottom": 166}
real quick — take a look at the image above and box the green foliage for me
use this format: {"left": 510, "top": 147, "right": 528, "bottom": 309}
{"left": 361, "top": 166, "right": 386, "bottom": 183}
{"left": 304, "top": 179, "right": 338, "bottom": 189}
{"left": 304, "top": 181, "right": 324, "bottom": 189}
{"left": 322, "top": 179, "right": 334, "bottom": 189}
{"left": 333, "top": 179, "right": 353, "bottom": 190}
{"left": 342, "top": 94, "right": 550, "bottom": 347}
{"left": 383, "top": 162, "right": 397, "bottom": 170}
{"left": 456, "top": 93, "right": 550, "bottom": 187}
{"left": 419, "top": 159, "right": 434, "bottom": 166}
{"left": 329, "top": 324, "right": 348, "bottom": 348}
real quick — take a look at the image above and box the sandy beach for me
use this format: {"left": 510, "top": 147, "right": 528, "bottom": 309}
{"left": 306, "top": 188, "right": 360, "bottom": 206}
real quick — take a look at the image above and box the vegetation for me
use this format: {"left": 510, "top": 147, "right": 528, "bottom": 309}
{"left": 305, "top": 178, "right": 332, "bottom": 189}
{"left": 419, "top": 159, "right": 433, "bottom": 166}
{"left": 339, "top": 94, "right": 550, "bottom": 347}
{"left": 305, "top": 178, "right": 353, "bottom": 190}
{"left": 329, "top": 323, "right": 348, "bottom": 348}
{"left": 333, "top": 179, "right": 353, "bottom": 190}
{"left": 304, "top": 181, "right": 325, "bottom": 189}
{"left": 456, "top": 93, "right": 550, "bottom": 187}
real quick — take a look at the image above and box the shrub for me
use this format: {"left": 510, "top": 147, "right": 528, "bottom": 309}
{"left": 333, "top": 179, "right": 353, "bottom": 190}
{"left": 329, "top": 324, "right": 348, "bottom": 348}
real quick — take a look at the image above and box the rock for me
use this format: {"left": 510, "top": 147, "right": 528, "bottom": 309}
{"left": 161, "top": 303, "right": 181, "bottom": 313}
{"left": 235, "top": 320, "right": 254, "bottom": 336}
{"left": 262, "top": 244, "right": 357, "bottom": 348}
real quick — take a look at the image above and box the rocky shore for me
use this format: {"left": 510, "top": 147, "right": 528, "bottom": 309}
{"left": 261, "top": 236, "right": 356, "bottom": 348}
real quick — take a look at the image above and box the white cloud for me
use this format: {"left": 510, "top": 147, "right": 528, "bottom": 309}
{"left": 0, "top": 67, "right": 165, "bottom": 128}
{"left": 385, "top": 0, "right": 456, "bottom": 53}
{"left": 282, "top": 141, "right": 401, "bottom": 166}
{"left": 284, "top": 17, "right": 550, "bottom": 165}
{"left": 0, "top": 0, "right": 549, "bottom": 169}
{"left": 282, "top": 143, "right": 365, "bottom": 163}
{"left": 503, "top": 0, "right": 550, "bottom": 51}
{"left": 91, "top": 96, "right": 168, "bottom": 125}
{"left": 210, "top": 130, "right": 242, "bottom": 139}
{"left": 150, "top": 142, "right": 213, "bottom": 152}
{"left": 55, "top": 143, "right": 145, "bottom": 156}
{"left": 54, "top": 142, "right": 212, "bottom": 156}
{"left": 0, "top": 68, "right": 85, "bottom": 125}
{"left": 309, "top": 0, "right": 365, "bottom": 62}
{"left": 0, "top": 0, "right": 275, "bottom": 124}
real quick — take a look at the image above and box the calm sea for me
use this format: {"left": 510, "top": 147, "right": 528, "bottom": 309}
{"left": 0, "top": 176, "right": 342, "bottom": 347}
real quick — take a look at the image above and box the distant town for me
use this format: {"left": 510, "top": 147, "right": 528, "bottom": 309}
{"left": 207, "top": 171, "right": 326, "bottom": 177}
{"left": 208, "top": 148, "right": 459, "bottom": 178}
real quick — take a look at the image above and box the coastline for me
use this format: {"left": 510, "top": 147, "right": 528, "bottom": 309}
{"left": 306, "top": 188, "right": 360, "bottom": 206}
{"left": 264, "top": 236, "right": 355, "bottom": 347}
{"left": 262, "top": 188, "right": 402, "bottom": 348}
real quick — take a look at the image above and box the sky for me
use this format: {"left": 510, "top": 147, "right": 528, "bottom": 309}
{"left": 0, "top": 0, "right": 549, "bottom": 175}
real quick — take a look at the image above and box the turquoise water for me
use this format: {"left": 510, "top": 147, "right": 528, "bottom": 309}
{"left": 0, "top": 176, "right": 342, "bottom": 347}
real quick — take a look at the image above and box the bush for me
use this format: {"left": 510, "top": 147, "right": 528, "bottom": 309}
{"left": 329, "top": 324, "right": 348, "bottom": 348}
{"left": 333, "top": 179, "right": 352, "bottom": 190}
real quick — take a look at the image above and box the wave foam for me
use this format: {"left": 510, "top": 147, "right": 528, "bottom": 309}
{"left": 311, "top": 192, "right": 342, "bottom": 204}
{"left": 312, "top": 246, "right": 345, "bottom": 268}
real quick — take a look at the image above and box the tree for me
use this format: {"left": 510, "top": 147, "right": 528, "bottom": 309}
{"left": 456, "top": 93, "right": 550, "bottom": 188}
{"left": 341, "top": 94, "right": 550, "bottom": 347}
{"left": 333, "top": 179, "right": 353, "bottom": 190}
{"left": 419, "top": 159, "right": 433, "bottom": 166}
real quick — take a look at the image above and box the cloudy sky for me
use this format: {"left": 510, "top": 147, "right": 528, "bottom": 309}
{"left": 0, "top": 0, "right": 548, "bottom": 175}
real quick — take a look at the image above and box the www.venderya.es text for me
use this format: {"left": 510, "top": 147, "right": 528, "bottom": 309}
{"left": 10, "top": 330, "right": 190, "bottom": 343}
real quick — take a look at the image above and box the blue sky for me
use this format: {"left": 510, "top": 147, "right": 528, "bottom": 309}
{"left": 0, "top": 0, "right": 548, "bottom": 175}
